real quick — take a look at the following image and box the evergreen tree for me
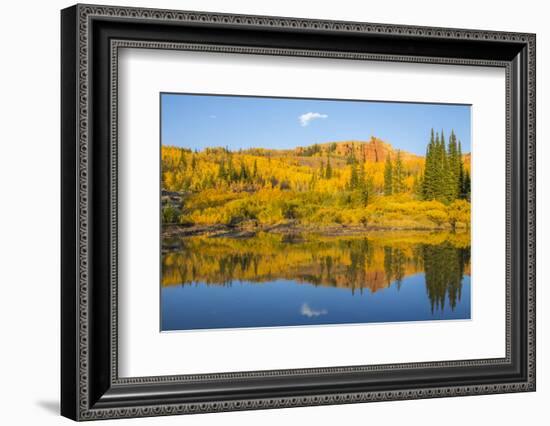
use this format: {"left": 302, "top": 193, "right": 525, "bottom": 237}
{"left": 457, "top": 140, "right": 471, "bottom": 200}
{"left": 433, "top": 131, "right": 444, "bottom": 200}
{"left": 413, "top": 173, "right": 423, "bottom": 198}
{"left": 218, "top": 158, "right": 227, "bottom": 180}
{"left": 358, "top": 159, "right": 366, "bottom": 190}
{"left": 349, "top": 157, "right": 358, "bottom": 190}
{"left": 227, "top": 155, "right": 237, "bottom": 182}
{"left": 393, "top": 150, "right": 404, "bottom": 193}
{"left": 325, "top": 154, "right": 333, "bottom": 179}
{"left": 447, "top": 130, "right": 460, "bottom": 200}
{"left": 457, "top": 140, "right": 464, "bottom": 196}
{"left": 239, "top": 160, "right": 249, "bottom": 182}
{"left": 462, "top": 170, "right": 471, "bottom": 201}
{"left": 361, "top": 174, "right": 374, "bottom": 206}
{"left": 357, "top": 152, "right": 371, "bottom": 205}
{"left": 384, "top": 154, "right": 393, "bottom": 196}
{"left": 439, "top": 130, "right": 454, "bottom": 202}
{"left": 422, "top": 128, "right": 436, "bottom": 200}
{"left": 346, "top": 143, "right": 357, "bottom": 165}
{"left": 421, "top": 128, "right": 466, "bottom": 204}
{"left": 252, "top": 160, "right": 258, "bottom": 179}
{"left": 442, "top": 153, "right": 454, "bottom": 202}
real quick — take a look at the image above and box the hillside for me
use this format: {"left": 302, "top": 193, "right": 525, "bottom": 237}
{"left": 161, "top": 135, "right": 471, "bottom": 232}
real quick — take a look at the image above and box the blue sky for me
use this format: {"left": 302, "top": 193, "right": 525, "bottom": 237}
{"left": 161, "top": 93, "right": 471, "bottom": 155}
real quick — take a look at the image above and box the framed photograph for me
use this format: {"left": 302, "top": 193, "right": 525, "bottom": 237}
{"left": 61, "top": 4, "right": 536, "bottom": 421}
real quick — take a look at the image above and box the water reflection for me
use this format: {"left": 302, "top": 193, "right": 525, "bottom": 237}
{"left": 162, "top": 232, "right": 470, "bottom": 313}
{"left": 161, "top": 232, "right": 470, "bottom": 330}
{"left": 301, "top": 303, "right": 328, "bottom": 318}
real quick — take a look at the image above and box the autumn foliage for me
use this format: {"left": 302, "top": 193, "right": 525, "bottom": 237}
{"left": 161, "top": 135, "right": 471, "bottom": 230}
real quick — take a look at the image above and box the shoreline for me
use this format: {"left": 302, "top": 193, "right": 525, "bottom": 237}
{"left": 161, "top": 221, "right": 458, "bottom": 239}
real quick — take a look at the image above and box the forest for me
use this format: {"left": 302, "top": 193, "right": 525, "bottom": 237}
{"left": 161, "top": 129, "right": 471, "bottom": 233}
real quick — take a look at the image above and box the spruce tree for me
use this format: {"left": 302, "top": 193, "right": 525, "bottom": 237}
{"left": 462, "top": 170, "right": 471, "bottom": 201}
{"left": 447, "top": 130, "right": 459, "bottom": 200}
{"left": 413, "top": 174, "right": 423, "bottom": 198}
{"left": 422, "top": 129, "right": 436, "bottom": 200}
{"left": 358, "top": 152, "right": 370, "bottom": 205}
{"left": 239, "top": 161, "right": 249, "bottom": 182}
{"left": 434, "top": 131, "right": 441, "bottom": 200}
{"left": 218, "top": 158, "right": 226, "bottom": 180}
{"left": 384, "top": 154, "right": 393, "bottom": 196}
{"left": 252, "top": 160, "right": 258, "bottom": 179}
{"left": 349, "top": 158, "right": 358, "bottom": 190}
{"left": 439, "top": 130, "right": 453, "bottom": 202}
{"left": 364, "top": 175, "right": 374, "bottom": 205}
{"left": 358, "top": 159, "right": 366, "bottom": 190}
{"left": 421, "top": 128, "right": 465, "bottom": 203}
{"left": 227, "top": 155, "right": 237, "bottom": 182}
{"left": 346, "top": 143, "right": 357, "bottom": 165}
{"left": 433, "top": 131, "right": 443, "bottom": 200}
{"left": 442, "top": 153, "right": 454, "bottom": 203}
{"left": 457, "top": 140, "right": 467, "bottom": 200}
{"left": 393, "top": 150, "right": 404, "bottom": 193}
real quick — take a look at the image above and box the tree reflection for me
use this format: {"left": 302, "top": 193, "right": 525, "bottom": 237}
{"left": 162, "top": 232, "right": 470, "bottom": 313}
{"left": 421, "top": 243, "right": 470, "bottom": 312}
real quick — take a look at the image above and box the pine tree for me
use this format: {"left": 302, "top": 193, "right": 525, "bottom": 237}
{"left": 421, "top": 128, "right": 465, "bottom": 203}
{"left": 239, "top": 160, "right": 249, "bottom": 182}
{"left": 218, "top": 158, "right": 227, "bottom": 180}
{"left": 252, "top": 160, "right": 258, "bottom": 179}
{"left": 358, "top": 159, "right": 366, "bottom": 189}
{"left": 462, "top": 170, "right": 471, "bottom": 201}
{"left": 349, "top": 157, "right": 358, "bottom": 190}
{"left": 346, "top": 143, "right": 357, "bottom": 165}
{"left": 413, "top": 173, "right": 423, "bottom": 197}
{"left": 457, "top": 140, "right": 471, "bottom": 200}
{"left": 364, "top": 174, "right": 374, "bottom": 205}
{"left": 433, "top": 131, "right": 444, "bottom": 200}
{"left": 384, "top": 154, "right": 393, "bottom": 196}
{"left": 439, "top": 130, "right": 453, "bottom": 202}
{"left": 422, "top": 129, "right": 436, "bottom": 200}
{"left": 227, "top": 155, "right": 236, "bottom": 182}
{"left": 447, "top": 130, "right": 460, "bottom": 200}
{"left": 442, "top": 153, "right": 454, "bottom": 203}
{"left": 393, "top": 150, "right": 404, "bottom": 193}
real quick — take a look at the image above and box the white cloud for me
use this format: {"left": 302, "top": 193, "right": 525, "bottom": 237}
{"left": 299, "top": 112, "right": 328, "bottom": 127}
{"left": 300, "top": 303, "right": 328, "bottom": 318}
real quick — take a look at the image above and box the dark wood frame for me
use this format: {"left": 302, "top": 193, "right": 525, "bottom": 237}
{"left": 61, "top": 4, "right": 536, "bottom": 421}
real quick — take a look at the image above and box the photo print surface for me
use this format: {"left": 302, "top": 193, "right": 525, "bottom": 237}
{"left": 160, "top": 93, "right": 472, "bottom": 331}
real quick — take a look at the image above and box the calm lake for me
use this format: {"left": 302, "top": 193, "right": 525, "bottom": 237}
{"left": 161, "top": 232, "right": 471, "bottom": 331}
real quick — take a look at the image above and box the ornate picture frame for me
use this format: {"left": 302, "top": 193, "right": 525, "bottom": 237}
{"left": 61, "top": 4, "right": 535, "bottom": 421}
